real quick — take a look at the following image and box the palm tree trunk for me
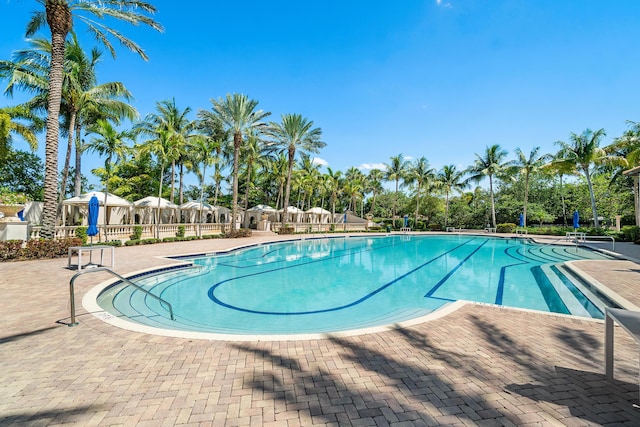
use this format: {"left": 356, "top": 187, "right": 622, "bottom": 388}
{"left": 57, "top": 110, "right": 76, "bottom": 222}
{"left": 41, "top": 25, "right": 69, "bottom": 239}
{"left": 489, "top": 175, "right": 496, "bottom": 228}
{"left": 157, "top": 163, "right": 164, "bottom": 239}
{"left": 170, "top": 160, "right": 175, "bottom": 203}
{"left": 415, "top": 184, "right": 421, "bottom": 227}
{"left": 179, "top": 163, "right": 184, "bottom": 205}
{"left": 444, "top": 190, "right": 450, "bottom": 227}
{"left": 584, "top": 168, "right": 599, "bottom": 228}
{"left": 199, "top": 163, "right": 206, "bottom": 238}
{"left": 243, "top": 161, "right": 252, "bottom": 212}
{"left": 523, "top": 172, "right": 530, "bottom": 227}
{"left": 282, "top": 150, "right": 295, "bottom": 227}
{"left": 231, "top": 133, "right": 241, "bottom": 230}
{"left": 559, "top": 174, "right": 567, "bottom": 226}
{"left": 74, "top": 127, "right": 83, "bottom": 197}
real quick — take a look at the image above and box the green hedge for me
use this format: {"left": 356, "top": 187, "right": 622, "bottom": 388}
{"left": 0, "top": 238, "right": 83, "bottom": 261}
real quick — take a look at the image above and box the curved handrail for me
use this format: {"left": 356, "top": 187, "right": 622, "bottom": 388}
{"left": 68, "top": 266, "right": 174, "bottom": 326}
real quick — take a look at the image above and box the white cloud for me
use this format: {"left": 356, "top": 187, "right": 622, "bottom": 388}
{"left": 312, "top": 157, "right": 329, "bottom": 167}
{"left": 404, "top": 155, "right": 414, "bottom": 161}
{"left": 358, "top": 163, "right": 387, "bottom": 171}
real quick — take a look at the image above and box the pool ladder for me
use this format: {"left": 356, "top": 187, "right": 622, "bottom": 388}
{"left": 68, "top": 267, "right": 175, "bottom": 327}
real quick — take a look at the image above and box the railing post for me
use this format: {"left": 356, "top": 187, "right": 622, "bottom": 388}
{"left": 69, "top": 275, "right": 79, "bottom": 327}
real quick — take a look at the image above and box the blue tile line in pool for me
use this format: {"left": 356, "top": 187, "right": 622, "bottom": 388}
{"left": 207, "top": 237, "right": 483, "bottom": 315}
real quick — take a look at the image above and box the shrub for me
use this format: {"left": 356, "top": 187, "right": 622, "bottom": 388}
{"left": 140, "top": 238, "right": 160, "bottom": 245}
{"left": 224, "top": 228, "right": 252, "bottom": 238}
{"left": 278, "top": 227, "right": 295, "bottom": 235}
{"left": 125, "top": 240, "right": 140, "bottom": 246}
{"left": 621, "top": 225, "right": 640, "bottom": 242}
{"left": 0, "top": 240, "right": 24, "bottom": 261}
{"left": 22, "top": 238, "right": 82, "bottom": 259}
{"left": 99, "top": 240, "right": 122, "bottom": 247}
{"left": 75, "top": 226, "right": 88, "bottom": 245}
{"left": 496, "top": 223, "right": 516, "bottom": 233}
{"left": 176, "top": 225, "right": 185, "bottom": 238}
{"left": 202, "top": 234, "right": 221, "bottom": 239}
{"left": 163, "top": 237, "right": 178, "bottom": 243}
{"left": 130, "top": 225, "right": 143, "bottom": 240}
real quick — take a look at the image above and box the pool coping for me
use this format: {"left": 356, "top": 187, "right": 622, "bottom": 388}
{"left": 82, "top": 233, "right": 620, "bottom": 341}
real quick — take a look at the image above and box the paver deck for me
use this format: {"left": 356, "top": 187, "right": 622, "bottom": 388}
{"left": 2, "top": 233, "right": 640, "bottom": 426}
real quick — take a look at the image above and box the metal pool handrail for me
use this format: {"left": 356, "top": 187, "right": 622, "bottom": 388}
{"left": 68, "top": 267, "right": 175, "bottom": 326}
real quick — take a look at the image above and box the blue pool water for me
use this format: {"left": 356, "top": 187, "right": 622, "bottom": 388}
{"left": 96, "top": 235, "right": 611, "bottom": 335}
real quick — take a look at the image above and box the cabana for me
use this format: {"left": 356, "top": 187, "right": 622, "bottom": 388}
{"left": 133, "top": 196, "right": 178, "bottom": 224}
{"left": 244, "top": 204, "right": 277, "bottom": 228}
{"left": 305, "top": 207, "right": 332, "bottom": 224}
{"left": 62, "top": 191, "right": 133, "bottom": 226}
{"left": 180, "top": 201, "right": 213, "bottom": 223}
{"left": 277, "top": 206, "right": 303, "bottom": 223}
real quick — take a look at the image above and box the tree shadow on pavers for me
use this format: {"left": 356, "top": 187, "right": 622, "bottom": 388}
{"left": 505, "top": 366, "right": 640, "bottom": 424}
{"left": 0, "top": 326, "right": 58, "bottom": 344}
{"left": 554, "top": 328, "right": 602, "bottom": 366}
{"left": 232, "top": 341, "right": 503, "bottom": 426}
{"left": 471, "top": 315, "right": 640, "bottom": 424}
{"left": 0, "top": 404, "right": 106, "bottom": 425}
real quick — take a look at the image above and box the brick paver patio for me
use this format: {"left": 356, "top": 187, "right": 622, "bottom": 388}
{"left": 2, "top": 234, "right": 640, "bottom": 426}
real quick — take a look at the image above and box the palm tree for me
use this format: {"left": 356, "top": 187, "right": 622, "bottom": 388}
{"left": 365, "top": 169, "right": 384, "bottom": 216}
{"left": 207, "top": 93, "right": 270, "bottom": 230}
{"left": 384, "top": 154, "right": 409, "bottom": 221}
{"left": 325, "top": 168, "right": 343, "bottom": 217}
{"left": 554, "top": 129, "right": 624, "bottom": 228}
{"left": 137, "top": 129, "right": 180, "bottom": 238}
{"left": 466, "top": 144, "right": 509, "bottom": 228}
{"left": 24, "top": 0, "right": 162, "bottom": 239}
{"left": 240, "top": 129, "right": 265, "bottom": 211}
{"left": 437, "top": 165, "right": 466, "bottom": 228}
{"left": 404, "top": 157, "right": 436, "bottom": 227}
{"left": 85, "top": 119, "right": 133, "bottom": 236}
{"left": 196, "top": 110, "right": 230, "bottom": 207}
{"left": 268, "top": 114, "right": 325, "bottom": 227}
{"left": 511, "top": 147, "right": 552, "bottom": 227}
{"left": 0, "top": 106, "right": 41, "bottom": 161}
{"left": 608, "top": 122, "right": 640, "bottom": 225}
{"left": 189, "top": 135, "right": 218, "bottom": 236}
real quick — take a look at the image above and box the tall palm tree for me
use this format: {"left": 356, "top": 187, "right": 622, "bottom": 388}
{"left": 136, "top": 98, "right": 196, "bottom": 204}
{"left": 325, "top": 168, "right": 343, "bottom": 217}
{"left": 384, "top": 154, "right": 409, "bottom": 221}
{"left": 554, "top": 129, "right": 624, "bottom": 228}
{"left": 196, "top": 110, "right": 230, "bottom": 207}
{"left": 511, "top": 147, "right": 552, "bottom": 227}
{"left": 24, "top": 0, "right": 162, "bottom": 239}
{"left": 189, "top": 135, "right": 218, "bottom": 236}
{"left": 207, "top": 93, "right": 270, "bottom": 230}
{"left": 437, "top": 165, "right": 466, "bottom": 228}
{"left": 240, "top": 129, "right": 265, "bottom": 211}
{"left": 404, "top": 157, "right": 436, "bottom": 227}
{"left": 365, "top": 169, "right": 384, "bottom": 216}
{"left": 268, "top": 113, "right": 325, "bottom": 227}
{"left": 85, "top": 119, "right": 133, "bottom": 235}
{"left": 466, "top": 144, "right": 509, "bottom": 228}
{"left": 137, "top": 129, "right": 179, "bottom": 237}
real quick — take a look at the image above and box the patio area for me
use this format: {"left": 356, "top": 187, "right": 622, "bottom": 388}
{"left": 2, "top": 233, "right": 640, "bottom": 426}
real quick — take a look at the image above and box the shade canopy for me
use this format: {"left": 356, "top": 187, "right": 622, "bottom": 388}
{"left": 63, "top": 191, "right": 132, "bottom": 207}
{"left": 134, "top": 196, "right": 178, "bottom": 210}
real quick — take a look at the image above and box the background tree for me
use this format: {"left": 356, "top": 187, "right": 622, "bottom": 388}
{"left": 208, "top": 93, "right": 270, "bottom": 230}
{"left": 384, "top": 154, "right": 409, "bottom": 221}
{"left": 404, "top": 157, "right": 435, "bottom": 227}
{"left": 268, "top": 113, "right": 324, "bottom": 227}
{"left": 511, "top": 146, "right": 551, "bottom": 227}
{"left": 466, "top": 144, "right": 509, "bottom": 228}
{"left": 24, "top": 0, "right": 162, "bottom": 239}
{"left": 437, "top": 164, "right": 466, "bottom": 228}
{"left": 554, "top": 128, "right": 623, "bottom": 228}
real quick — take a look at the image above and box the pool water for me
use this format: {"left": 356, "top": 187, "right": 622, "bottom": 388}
{"left": 96, "top": 235, "right": 611, "bottom": 335}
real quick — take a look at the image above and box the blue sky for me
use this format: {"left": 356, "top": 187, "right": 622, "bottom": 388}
{"left": 2, "top": 0, "right": 640, "bottom": 190}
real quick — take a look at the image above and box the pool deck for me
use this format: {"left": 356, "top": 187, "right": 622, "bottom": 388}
{"left": 3, "top": 232, "right": 640, "bottom": 426}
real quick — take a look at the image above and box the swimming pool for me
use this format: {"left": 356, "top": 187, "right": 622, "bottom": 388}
{"left": 93, "top": 235, "right": 612, "bottom": 337}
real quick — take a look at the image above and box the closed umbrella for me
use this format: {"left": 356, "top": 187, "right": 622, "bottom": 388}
{"left": 87, "top": 195, "right": 100, "bottom": 266}
{"left": 573, "top": 211, "right": 580, "bottom": 229}
{"left": 519, "top": 213, "right": 524, "bottom": 227}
